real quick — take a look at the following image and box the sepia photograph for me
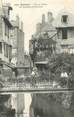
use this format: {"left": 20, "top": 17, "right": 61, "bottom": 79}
{"left": 0, "top": 0, "right": 74, "bottom": 92}
{"left": 0, "top": 0, "right": 74, "bottom": 116}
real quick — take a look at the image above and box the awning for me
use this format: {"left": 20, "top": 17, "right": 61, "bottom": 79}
{"left": 35, "top": 61, "right": 48, "bottom": 65}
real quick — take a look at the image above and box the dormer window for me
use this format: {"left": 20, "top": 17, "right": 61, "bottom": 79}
{"left": 62, "top": 15, "right": 68, "bottom": 23}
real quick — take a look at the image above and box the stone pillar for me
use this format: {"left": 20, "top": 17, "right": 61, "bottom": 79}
{"left": 42, "top": 14, "right": 45, "bottom": 24}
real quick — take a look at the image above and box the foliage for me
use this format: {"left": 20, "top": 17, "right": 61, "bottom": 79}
{"left": 48, "top": 53, "right": 74, "bottom": 88}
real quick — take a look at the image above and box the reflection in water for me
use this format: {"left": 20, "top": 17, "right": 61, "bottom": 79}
{"left": 0, "top": 92, "right": 74, "bottom": 117}
{"left": 30, "top": 92, "right": 74, "bottom": 117}
{"left": 24, "top": 93, "right": 32, "bottom": 117}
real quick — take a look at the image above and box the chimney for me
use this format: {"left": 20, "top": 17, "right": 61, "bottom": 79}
{"left": 16, "top": 15, "right": 19, "bottom": 27}
{"left": 20, "top": 21, "right": 23, "bottom": 31}
{"left": 36, "top": 23, "right": 41, "bottom": 33}
{"left": 47, "top": 12, "right": 53, "bottom": 23}
{"left": 42, "top": 14, "right": 45, "bottom": 24}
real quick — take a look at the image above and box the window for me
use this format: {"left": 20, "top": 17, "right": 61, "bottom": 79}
{"left": 0, "top": 18, "right": 2, "bottom": 35}
{"left": 62, "top": 15, "right": 68, "bottom": 23}
{"left": 0, "top": 42, "right": 2, "bottom": 53}
{"left": 4, "top": 44, "right": 9, "bottom": 58}
{"left": 5, "top": 23, "right": 9, "bottom": 38}
{"left": 62, "top": 28, "right": 67, "bottom": 39}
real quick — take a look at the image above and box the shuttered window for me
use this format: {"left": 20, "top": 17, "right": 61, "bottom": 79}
{"left": 62, "top": 28, "right": 67, "bottom": 39}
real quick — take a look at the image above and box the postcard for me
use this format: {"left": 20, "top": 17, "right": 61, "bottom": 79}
{"left": 0, "top": 0, "right": 74, "bottom": 92}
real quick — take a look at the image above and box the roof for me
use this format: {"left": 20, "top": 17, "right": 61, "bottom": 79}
{"left": 53, "top": 9, "right": 74, "bottom": 28}
{"left": 41, "top": 23, "right": 56, "bottom": 32}
{"left": 3, "top": 16, "right": 13, "bottom": 28}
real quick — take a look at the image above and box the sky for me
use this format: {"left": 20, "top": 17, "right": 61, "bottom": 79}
{"left": 1, "top": 0, "right": 74, "bottom": 52}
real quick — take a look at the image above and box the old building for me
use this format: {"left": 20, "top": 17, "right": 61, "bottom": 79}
{"left": 29, "top": 12, "right": 56, "bottom": 65}
{"left": 29, "top": 12, "right": 57, "bottom": 82}
{"left": 10, "top": 16, "right": 25, "bottom": 76}
{"left": 0, "top": 3, "right": 14, "bottom": 79}
{"left": 0, "top": 4, "right": 12, "bottom": 63}
{"left": 54, "top": 9, "right": 74, "bottom": 54}
{"left": 10, "top": 16, "right": 24, "bottom": 66}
